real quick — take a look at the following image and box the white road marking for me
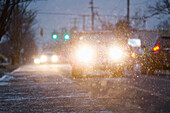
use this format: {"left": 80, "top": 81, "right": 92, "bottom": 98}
{"left": 102, "top": 78, "right": 128, "bottom": 81}
{"left": 58, "top": 93, "right": 91, "bottom": 98}
{"left": 2, "top": 93, "right": 91, "bottom": 101}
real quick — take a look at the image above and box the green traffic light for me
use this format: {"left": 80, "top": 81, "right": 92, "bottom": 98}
{"left": 64, "top": 34, "right": 70, "bottom": 40}
{"left": 52, "top": 34, "right": 58, "bottom": 39}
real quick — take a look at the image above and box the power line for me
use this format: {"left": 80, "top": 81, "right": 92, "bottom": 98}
{"left": 38, "top": 11, "right": 125, "bottom": 18}
{"left": 38, "top": 11, "right": 148, "bottom": 21}
{"left": 38, "top": 12, "right": 90, "bottom": 16}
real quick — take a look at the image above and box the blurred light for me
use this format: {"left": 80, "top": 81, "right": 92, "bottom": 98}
{"left": 153, "top": 45, "right": 160, "bottom": 52}
{"left": 131, "top": 52, "right": 135, "bottom": 58}
{"left": 64, "top": 34, "right": 70, "bottom": 40}
{"left": 52, "top": 55, "right": 58, "bottom": 62}
{"left": 76, "top": 46, "right": 94, "bottom": 62}
{"left": 52, "top": 34, "right": 58, "bottom": 39}
{"left": 128, "top": 39, "right": 141, "bottom": 47}
{"left": 110, "top": 47, "right": 124, "bottom": 61}
{"left": 34, "top": 58, "right": 40, "bottom": 64}
{"left": 40, "top": 55, "right": 47, "bottom": 63}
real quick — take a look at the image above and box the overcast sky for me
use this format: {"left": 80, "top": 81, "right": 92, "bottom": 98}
{"left": 29, "top": 0, "right": 166, "bottom": 44}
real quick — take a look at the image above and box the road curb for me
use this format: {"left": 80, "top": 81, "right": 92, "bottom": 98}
{"left": 0, "top": 65, "right": 20, "bottom": 78}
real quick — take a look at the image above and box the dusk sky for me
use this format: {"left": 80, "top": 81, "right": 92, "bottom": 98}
{"left": 29, "top": 0, "right": 166, "bottom": 44}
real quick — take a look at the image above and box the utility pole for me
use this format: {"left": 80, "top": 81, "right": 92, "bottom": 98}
{"left": 82, "top": 15, "right": 86, "bottom": 31}
{"left": 127, "top": 0, "right": 130, "bottom": 39}
{"left": 89, "top": 0, "right": 95, "bottom": 30}
{"left": 127, "top": 0, "right": 130, "bottom": 25}
{"left": 73, "top": 17, "right": 77, "bottom": 27}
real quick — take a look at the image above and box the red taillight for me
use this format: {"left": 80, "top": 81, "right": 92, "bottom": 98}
{"left": 131, "top": 52, "right": 135, "bottom": 58}
{"left": 153, "top": 45, "right": 160, "bottom": 52}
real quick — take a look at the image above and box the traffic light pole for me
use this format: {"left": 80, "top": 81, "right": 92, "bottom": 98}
{"left": 126, "top": 0, "right": 130, "bottom": 40}
{"left": 90, "top": 0, "right": 95, "bottom": 31}
{"left": 127, "top": 0, "right": 130, "bottom": 24}
{"left": 82, "top": 15, "right": 86, "bottom": 31}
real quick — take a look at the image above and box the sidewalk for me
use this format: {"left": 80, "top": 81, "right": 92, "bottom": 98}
{"left": 0, "top": 64, "right": 19, "bottom": 78}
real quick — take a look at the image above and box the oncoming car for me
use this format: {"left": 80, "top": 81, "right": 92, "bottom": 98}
{"left": 34, "top": 51, "right": 59, "bottom": 64}
{"left": 69, "top": 32, "right": 135, "bottom": 78}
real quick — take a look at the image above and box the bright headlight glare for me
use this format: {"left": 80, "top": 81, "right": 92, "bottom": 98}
{"left": 40, "top": 55, "right": 47, "bottom": 62}
{"left": 76, "top": 46, "right": 94, "bottom": 62}
{"left": 34, "top": 58, "right": 40, "bottom": 64}
{"left": 110, "top": 47, "right": 123, "bottom": 61}
{"left": 52, "top": 55, "right": 58, "bottom": 62}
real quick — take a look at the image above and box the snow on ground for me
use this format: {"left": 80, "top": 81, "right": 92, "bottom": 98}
{"left": 0, "top": 82, "right": 9, "bottom": 86}
{"left": 0, "top": 74, "right": 14, "bottom": 86}
{"left": 0, "top": 68, "right": 17, "bottom": 85}
{"left": 0, "top": 75, "right": 15, "bottom": 82}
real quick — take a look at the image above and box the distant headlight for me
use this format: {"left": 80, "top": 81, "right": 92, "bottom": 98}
{"left": 76, "top": 46, "right": 94, "bottom": 62}
{"left": 52, "top": 55, "right": 58, "bottom": 62}
{"left": 34, "top": 58, "right": 40, "bottom": 64}
{"left": 109, "top": 47, "right": 124, "bottom": 61}
{"left": 40, "top": 55, "right": 47, "bottom": 63}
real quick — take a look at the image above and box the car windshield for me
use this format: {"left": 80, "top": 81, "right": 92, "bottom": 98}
{"left": 78, "top": 33, "right": 127, "bottom": 46}
{"left": 0, "top": 0, "right": 170, "bottom": 113}
{"left": 41, "top": 51, "right": 56, "bottom": 55}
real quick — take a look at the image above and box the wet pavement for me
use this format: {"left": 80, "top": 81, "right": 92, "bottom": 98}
{"left": 0, "top": 64, "right": 170, "bottom": 113}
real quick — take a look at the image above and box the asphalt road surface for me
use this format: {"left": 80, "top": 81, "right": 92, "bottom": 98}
{"left": 0, "top": 64, "right": 170, "bottom": 113}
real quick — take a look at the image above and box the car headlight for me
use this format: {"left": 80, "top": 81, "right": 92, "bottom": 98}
{"left": 76, "top": 46, "right": 94, "bottom": 62}
{"left": 34, "top": 58, "right": 40, "bottom": 64}
{"left": 40, "top": 55, "right": 47, "bottom": 63}
{"left": 52, "top": 55, "right": 58, "bottom": 62}
{"left": 109, "top": 47, "right": 124, "bottom": 61}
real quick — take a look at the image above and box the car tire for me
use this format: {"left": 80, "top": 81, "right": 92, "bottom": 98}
{"left": 72, "top": 66, "right": 83, "bottom": 78}
{"left": 110, "top": 66, "right": 124, "bottom": 78}
{"left": 141, "top": 65, "right": 147, "bottom": 75}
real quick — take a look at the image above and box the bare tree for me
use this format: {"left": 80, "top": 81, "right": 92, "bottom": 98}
{"left": 113, "top": 20, "right": 131, "bottom": 40}
{"left": 147, "top": 0, "right": 170, "bottom": 30}
{"left": 148, "top": 0, "right": 170, "bottom": 17}
{"left": 157, "top": 17, "right": 170, "bottom": 29}
{"left": 0, "top": 0, "right": 32, "bottom": 40}
{"left": 131, "top": 9, "right": 146, "bottom": 30}
{"left": 7, "top": 3, "right": 37, "bottom": 65}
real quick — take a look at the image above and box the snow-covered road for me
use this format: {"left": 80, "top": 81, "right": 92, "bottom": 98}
{"left": 0, "top": 64, "right": 170, "bottom": 112}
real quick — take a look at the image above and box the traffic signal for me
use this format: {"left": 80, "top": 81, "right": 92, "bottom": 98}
{"left": 52, "top": 33, "right": 58, "bottom": 39}
{"left": 64, "top": 34, "right": 70, "bottom": 40}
